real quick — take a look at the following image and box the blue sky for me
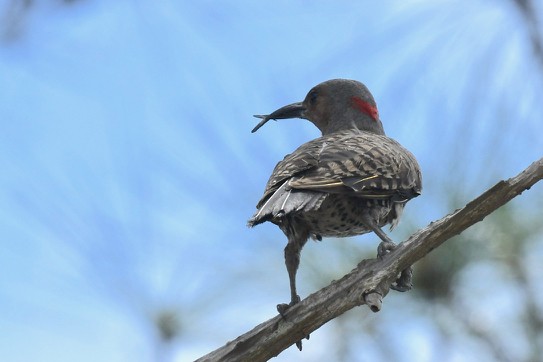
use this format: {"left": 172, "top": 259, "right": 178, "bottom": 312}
{"left": 1, "top": 1, "right": 542, "bottom": 361}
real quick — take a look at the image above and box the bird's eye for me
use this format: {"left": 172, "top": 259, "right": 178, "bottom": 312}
{"left": 309, "top": 91, "right": 318, "bottom": 104}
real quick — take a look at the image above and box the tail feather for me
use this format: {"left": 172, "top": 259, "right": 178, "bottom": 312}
{"left": 248, "top": 182, "right": 325, "bottom": 227}
{"left": 388, "top": 201, "right": 406, "bottom": 231}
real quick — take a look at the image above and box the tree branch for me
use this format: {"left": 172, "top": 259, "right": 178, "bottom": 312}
{"left": 196, "top": 157, "right": 543, "bottom": 362}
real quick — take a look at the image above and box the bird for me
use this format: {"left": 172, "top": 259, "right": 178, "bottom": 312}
{"left": 248, "top": 79, "right": 422, "bottom": 349}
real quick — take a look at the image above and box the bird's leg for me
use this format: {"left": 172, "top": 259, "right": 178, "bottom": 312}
{"left": 360, "top": 214, "right": 413, "bottom": 292}
{"left": 277, "top": 237, "right": 309, "bottom": 351}
{"left": 277, "top": 240, "right": 303, "bottom": 316}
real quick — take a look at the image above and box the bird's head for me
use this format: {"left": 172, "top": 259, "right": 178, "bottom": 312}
{"left": 252, "top": 79, "right": 385, "bottom": 136}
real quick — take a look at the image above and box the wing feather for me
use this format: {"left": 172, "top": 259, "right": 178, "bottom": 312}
{"left": 254, "top": 130, "right": 422, "bottom": 209}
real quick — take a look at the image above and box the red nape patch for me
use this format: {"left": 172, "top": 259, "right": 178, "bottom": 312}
{"left": 351, "top": 96, "right": 379, "bottom": 120}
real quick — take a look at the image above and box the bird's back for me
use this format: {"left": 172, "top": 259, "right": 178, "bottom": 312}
{"left": 248, "top": 129, "right": 422, "bottom": 237}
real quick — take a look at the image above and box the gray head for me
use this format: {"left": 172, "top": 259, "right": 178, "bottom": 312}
{"left": 252, "top": 79, "right": 385, "bottom": 136}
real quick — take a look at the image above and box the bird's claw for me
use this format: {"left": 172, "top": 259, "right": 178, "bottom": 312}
{"left": 390, "top": 265, "right": 413, "bottom": 292}
{"left": 295, "top": 334, "right": 310, "bottom": 351}
{"left": 277, "top": 294, "right": 301, "bottom": 317}
{"left": 377, "top": 240, "right": 397, "bottom": 258}
{"left": 376, "top": 241, "right": 413, "bottom": 292}
{"left": 277, "top": 295, "right": 308, "bottom": 351}
{"left": 276, "top": 303, "right": 291, "bottom": 317}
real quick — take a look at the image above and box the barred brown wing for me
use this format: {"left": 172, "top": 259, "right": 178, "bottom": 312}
{"left": 255, "top": 130, "right": 422, "bottom": 208}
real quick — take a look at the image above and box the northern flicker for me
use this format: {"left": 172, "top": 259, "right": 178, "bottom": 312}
{"left": 248, "top": 79, "right": 422, "bottom": 349}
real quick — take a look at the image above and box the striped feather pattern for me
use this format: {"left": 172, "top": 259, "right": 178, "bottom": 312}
{"left": 255, "top": 129, "right": 422, "bottom": 211}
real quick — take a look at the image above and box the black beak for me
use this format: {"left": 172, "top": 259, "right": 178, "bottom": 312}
{"left": 251, "top": 102, "right": 305, "bottom": 133}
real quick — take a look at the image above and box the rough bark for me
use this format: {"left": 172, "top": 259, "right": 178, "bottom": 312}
{"left": 196, "top": 157, "right": 543, "bottom": 362}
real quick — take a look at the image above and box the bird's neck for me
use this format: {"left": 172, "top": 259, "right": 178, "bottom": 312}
{"left": 320, "top": 116, "right": 386, "bottom": 136}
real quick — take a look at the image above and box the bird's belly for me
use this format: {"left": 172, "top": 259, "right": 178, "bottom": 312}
{"left": 300, "top": 195, "right": 392, "bottom": 238}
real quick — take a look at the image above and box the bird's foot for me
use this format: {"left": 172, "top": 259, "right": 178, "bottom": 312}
{"left": 376, "top": 241, "right": 413, "bottom": 292}
{"left": 277, "top": 295, "right": 309, "bottom": 351}
{"left": 377, "top": 240, "right": 396, "bottom": 258}
{"left": 390, "top": 265, "right": 413, "bottom": 292}
{"left": 277, "top": 294, "right": 301, "bottom": 317}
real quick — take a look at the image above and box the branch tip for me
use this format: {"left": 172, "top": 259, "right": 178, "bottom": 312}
{"left": 364, "top": 292, "right": 383, "bottom": 312}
